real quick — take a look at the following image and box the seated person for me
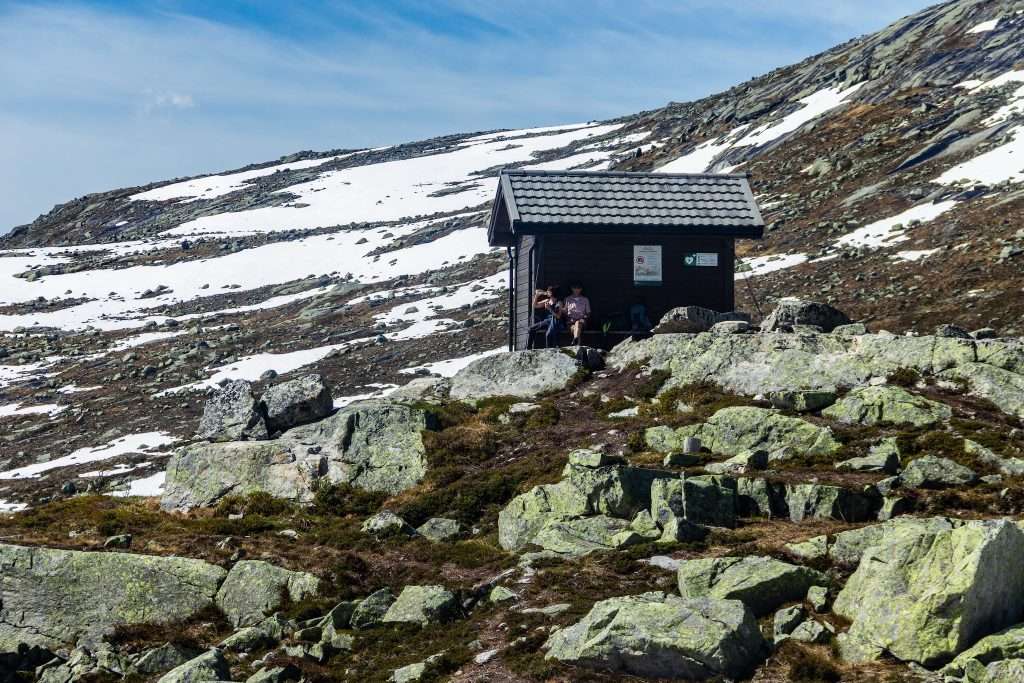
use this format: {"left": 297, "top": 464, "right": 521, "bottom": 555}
{"left": 564, "top": 282, "right": 591, "bottom": 346}
{"left": 630, "top": 298, "right": 653, "bottom": 334}
{"left": 543, "top": 293, "right": 567, "bottom": 348}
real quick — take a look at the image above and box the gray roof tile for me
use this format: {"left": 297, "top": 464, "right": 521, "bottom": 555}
{"left": 495, "top": 170, "right": 763, "bottom": 237}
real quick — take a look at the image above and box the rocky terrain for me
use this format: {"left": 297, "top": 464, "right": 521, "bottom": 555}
{"left": 2, "top": 0, "right": 1024, "bottom": 681}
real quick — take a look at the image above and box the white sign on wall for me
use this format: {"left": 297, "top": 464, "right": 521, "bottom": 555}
{"left": 683, "top": 252, "right": 719, "bottom": 267}
{"left": 633, "top": 245, "right": 662, "bottom": 285}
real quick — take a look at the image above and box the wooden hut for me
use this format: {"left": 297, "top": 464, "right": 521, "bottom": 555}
{"left": 487, "top": 170, "right": 765, "bottom": 350}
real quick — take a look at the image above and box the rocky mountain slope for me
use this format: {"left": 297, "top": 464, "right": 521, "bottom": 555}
{"left": 1, "top": 1, "right": 1024, "bottom": 681}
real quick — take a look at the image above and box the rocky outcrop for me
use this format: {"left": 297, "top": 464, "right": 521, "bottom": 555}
{"left": 652, "top": 306, "right": 722, "bottom": 334}
{"left": 655, "top": 407, "right": 840, "bottom": 457}
{"left": 900, "top": 456, "right": 978, "bottom": 489}
{"left": 941, "top": 623, "right": 1024, "bottom": 681}
{"left": 196, "top": 379, "right": 268, "bottom": 442}
{"left": 834, "top": 519, "right": 1024, "bottom": 666}
{"left": 261, "top": 374, "right": 334, "bottom": 433}
{"left": 608, "top": 333, "right": 1024, "bottom": 419}
{"left": 162, "top": 400, "right": 437, "bottom": 509}
{"left": 216, "top": 560, "right": 320, "bottom": 628}
{"left": 449, "top": 349, "right": 582, "bottom": 400}
{"left": 677, "top": 555, "right": 827, "bottom": 616}
{"left": 821, "top": 385, "right": 951, "bottom": 426}
{"left": 0, "top": 543, "right": 226, "bottom": 651}
{"left": 156, "top": 649, "right": 230, "bottom": 683}
{"left": 544, "top": 592, "right": 768, "bottom": 679}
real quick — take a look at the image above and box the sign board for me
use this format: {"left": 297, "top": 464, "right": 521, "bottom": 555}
{"left": 633, "top": 245, "right": 662, "bottom": 285}
{"left": 683, "top": 252, "right": 719, "bottom": 267}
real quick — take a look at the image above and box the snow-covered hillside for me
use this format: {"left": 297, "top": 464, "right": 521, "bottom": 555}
{"left": 1, "top": 0, "right": 1023, "bottom": 510}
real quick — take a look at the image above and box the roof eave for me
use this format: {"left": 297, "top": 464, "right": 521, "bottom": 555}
{"left": 515, "top": 222, "right": 764, "bottom": 238}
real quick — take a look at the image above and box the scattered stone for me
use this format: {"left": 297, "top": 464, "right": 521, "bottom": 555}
{"left": 662, "top": 451, "right": 701, "bottom": 467}
{"left": 704, "top": 449, "right": 768, "bottom": 475}
{"left": 489, "top": 586, "right": 517, "bottom": 603}
{"left": 607, "top": 406, "right": 640, "bottom": 418}
{"left": 544, "top": 592, "right": 768, "bottom": 679}
{"left": 900, "top": 456, "right": 978, "bottom": 489}
{"left": 711, "top": 320, "right": 751, "bottom": 335}
{"left": 520, "top": 603, "right": 571, "bottom": 616}
{"left": 382, "top": 585, "right": 461, "bottom": 625}
{"left": 935, "top": 324, "right": 972, "bottom": 339}
{"left": 134, "top": 643, "right": 200, "bottom": 675}
{"left": 652, "top": 306, "right": 720, "bottom": 334}
{"left": 216, "top": 560, "right": 319, "bottom": 628}
{"left": 828, "top": 516, "right": 958, "bottom": 567}
{"left": 834, "top": 519, "right": 1024, "bottom": 665}
{"left": 785, "top": 535, "right": 829, "bottom": 562}
{"left": 773, "top": 605, "right": 806, "bottom": 643}
{"left": 261, "top": 374, "right": 334, "bottom": 433}
{"left": 103, "top": 533, "right": 132, "bottom": 549}
{"left": 416, "top": 517, "right": 461, "bottom": 542}
{"left": 807, "top": 585, "right": 828, "bottom": 612}
{"left": 677, "top": 555, "right": 827, "bottom": 616}
{"left": 832, "top": 323, "right": 868, "bottom": 336}
{"left": 965, "top": 438, "right": 1024, "bottom": 476}
{"left": 790, "top": 619, "right": 831, "bottom": 644}
{"left": 197, "top": 379, "right": 268, "bottom": 442}
{"left": 784, "top": 483, "right": 879, "bottom": 523}
{"left": 822, "top": 385, "right": 951, "bottom": 427}
{"left": 941, "top": 623, "right": 1024, "bottom": 680}
{"left": 768, "top": 390, "right": 837, "bottom": 412}
{"left": 567, "top": 448, "right": 619, "bottom": 468}
{"left": 362, "top": 511, "right": 417, "bottom": 537}
{"left": 835, "top": 439, "right": 900, "bottom": 474}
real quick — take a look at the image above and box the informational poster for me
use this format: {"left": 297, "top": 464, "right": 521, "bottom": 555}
{"left": 633, "top": 245, "right": 662, "bottom": 285}
{"left": 683, "top": 252, "right": 719, "bottom": 267}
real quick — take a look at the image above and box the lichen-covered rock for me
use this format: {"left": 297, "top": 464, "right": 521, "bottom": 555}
{"left": 261, "top": 374, "right": 333, "bottom": 433}
{"left": 350, "top": 588, "right": 396, "bottom": 630}
{"left": 760, "top": 299, "right": 850, "bottom": 333}
{"left": 822, "top": 385, "right": 951, "bottom": 427}
{"left": 161, "top": 441, "right": 315, "bottom": 509}
{"left": 941, "top": 363, "right": 1024, "bottom": 419}
{"left": 382, "top": 585, "right": 460, "bottom": 625}
{"left": 786, "top": 535, "right": 829, "bottom": 562}
{"left": 449, "top": 350, "right": 581, "bottom": 400}
{"left": 497, "top": 483, "right": 588, "bottom": 552}
{"left": 156, "top": 649, "right": 230, "bottom": 683}
{"left": 416, "top": 517, "right": 461, "bottom": 542}
{"left": 768, "top": 390, "right": 837, "bottom": 412}
{"left": 941, "top": 623, "right": 1024, "bottom": 681}
{"left": 681, "top": 474, "right": 737, "bottom": 527}
{"left": 835, "top": 439, "right": 901, "bottom": 474}
{"left": 0, "top": 543, "right": 226, "bottom": 651}
{"left": 827, "top": 516, "right": 958, "bottom": 567}
{"left": 530, "top": 515, "right": 636, "bottom": 555}
{"left": 704, "top": 449, "right": 768, "bottom": 475}
{"left": 216, "top": 560, "right": 320, "bottom": 628}
{"left": 652, "top": 306, "right": 720, "bottom": 334}
{"left": 784, "top": 483, "right": 878, "bottom": 523}
{"left": 670, "top": 407, "right": 840, "bottom": 457}
{"left": 162, "top": 400, "right": 437, "bottom": 509}
{"left": 197, "top": 379, "right": 268, "bottom": 441}
{"left": 134, "top": 643, "right": 201, "bottom": 675}
{"left": 834, "top": 519, "right": 1024, "bottom": 666}
{"left": 362, "top": 511, "right": 416, "bottom": 537}
{"left": 735, "top": 477, "right": 787, "bottom": 518}
{"left": 965, "top": 438, "right": 1024, "bottom": 477}
{"left": 677, "top": 555, "right": 827, "bottom": 616}
{"left": 544, "top": 592, "right": 768, "bottom": 679}
{"left": 282, "top": 400, "right": 437, "bottom": 495}
{"left": 900, "top": 456, "right": 978, "bottom": 489}
{"left": 774, "top": 605, "right": 806, "bottom": 643}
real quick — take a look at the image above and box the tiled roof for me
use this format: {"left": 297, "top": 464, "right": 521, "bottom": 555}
{"left": 492, "top": 170, "right": 763, "bottom": 240}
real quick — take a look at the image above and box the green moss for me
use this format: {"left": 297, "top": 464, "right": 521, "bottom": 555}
{"left": 523, "top": 401, "right": 560, "bottom": 430}
{"left": 215, "top": 491, "right": 293, "bottom": 518}
{"left": 634, "top": 369, "right": 671, "bottom": 401}
{"left": 311, "top": 483, "right": 387, "bottom": 518}
{"left": 886, "top": 367, "right": 921, "bottom": 387}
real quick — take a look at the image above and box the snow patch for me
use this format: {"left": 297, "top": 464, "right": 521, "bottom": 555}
{"left": 112, "top": 471, "right": 166, "bottom": 497}
{"left": 0, "top": 432, "right": 178, "bottom": 479}
{"left": 735, "top": 253, "right": 808, "bottom": 280}
{"left": 399, "top": 347, "right": 505, "bottom": 377}
{"left": 967, "top": 18, "right": 1000, "bottom": 33}
{"left": 833, "top": 201, "right": 957, "bottom": 250}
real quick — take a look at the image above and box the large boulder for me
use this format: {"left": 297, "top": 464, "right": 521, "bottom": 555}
{"left": 497, "top": 460, "right": 672, "bottom": 552}
{"left": 900, "top": 456, "right": 978, "bottom": 489}
{"left": 544, "top": 592, "right": 768, "bottom": 679}
{"left": 449, "top": 350, "right": 581, "bottom": 400}
{"left": 827, "top": 516, "right": 958, "bottom": 567}
{"left": 667, "top": 407, "right": 840, "bottom": 457}
{"left": 0, "top": 543, "right": 226, "bottom": 651}
{"left": 677, "top": 555, "right": 827, "bottom": 616}
{"left": 261, "top": 374, "right": 334, "bottom": 433}
{"left": 834, "top": 519, "right": 1024, "bottom": 666}
{"left": 821, "top": 385, "right": 951, "bottom": 427}
{"left": 760, "top": 299, "right": 850, "bottom": 333}
{"left": 783, "top": 483, "right": 879, "bottom": 523}
{"left": 216, "top": 560, "right": 320, "bottom": 628}
{"left": 161, "top": 441, "right": 315, "bottom": 509}
{"left": 382, "top": 585, "right": 460, "bottom": 625}
{"left": 197, "top": 379, "right": 268, "bottom": 442}
{"left": 652, "top": 306, "right": 720, "bottom": 334}
{"left": 162, "top": 400, "right": 437, "bottom": 509}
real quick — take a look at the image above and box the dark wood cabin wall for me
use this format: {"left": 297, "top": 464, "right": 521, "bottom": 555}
{"left": 513, "top": 234, "right": 536, "bottom": 350}
{"left": 535, "top": 233, "right": 736, "bottom": 330}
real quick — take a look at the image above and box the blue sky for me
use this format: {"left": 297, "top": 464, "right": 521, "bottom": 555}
{"left": 0, "top": 0, "right": 935, "bottom": 233}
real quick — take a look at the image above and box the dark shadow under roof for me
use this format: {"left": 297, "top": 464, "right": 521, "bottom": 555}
{"left": 488, "top": 169, "right": 765, "bottom": 246}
